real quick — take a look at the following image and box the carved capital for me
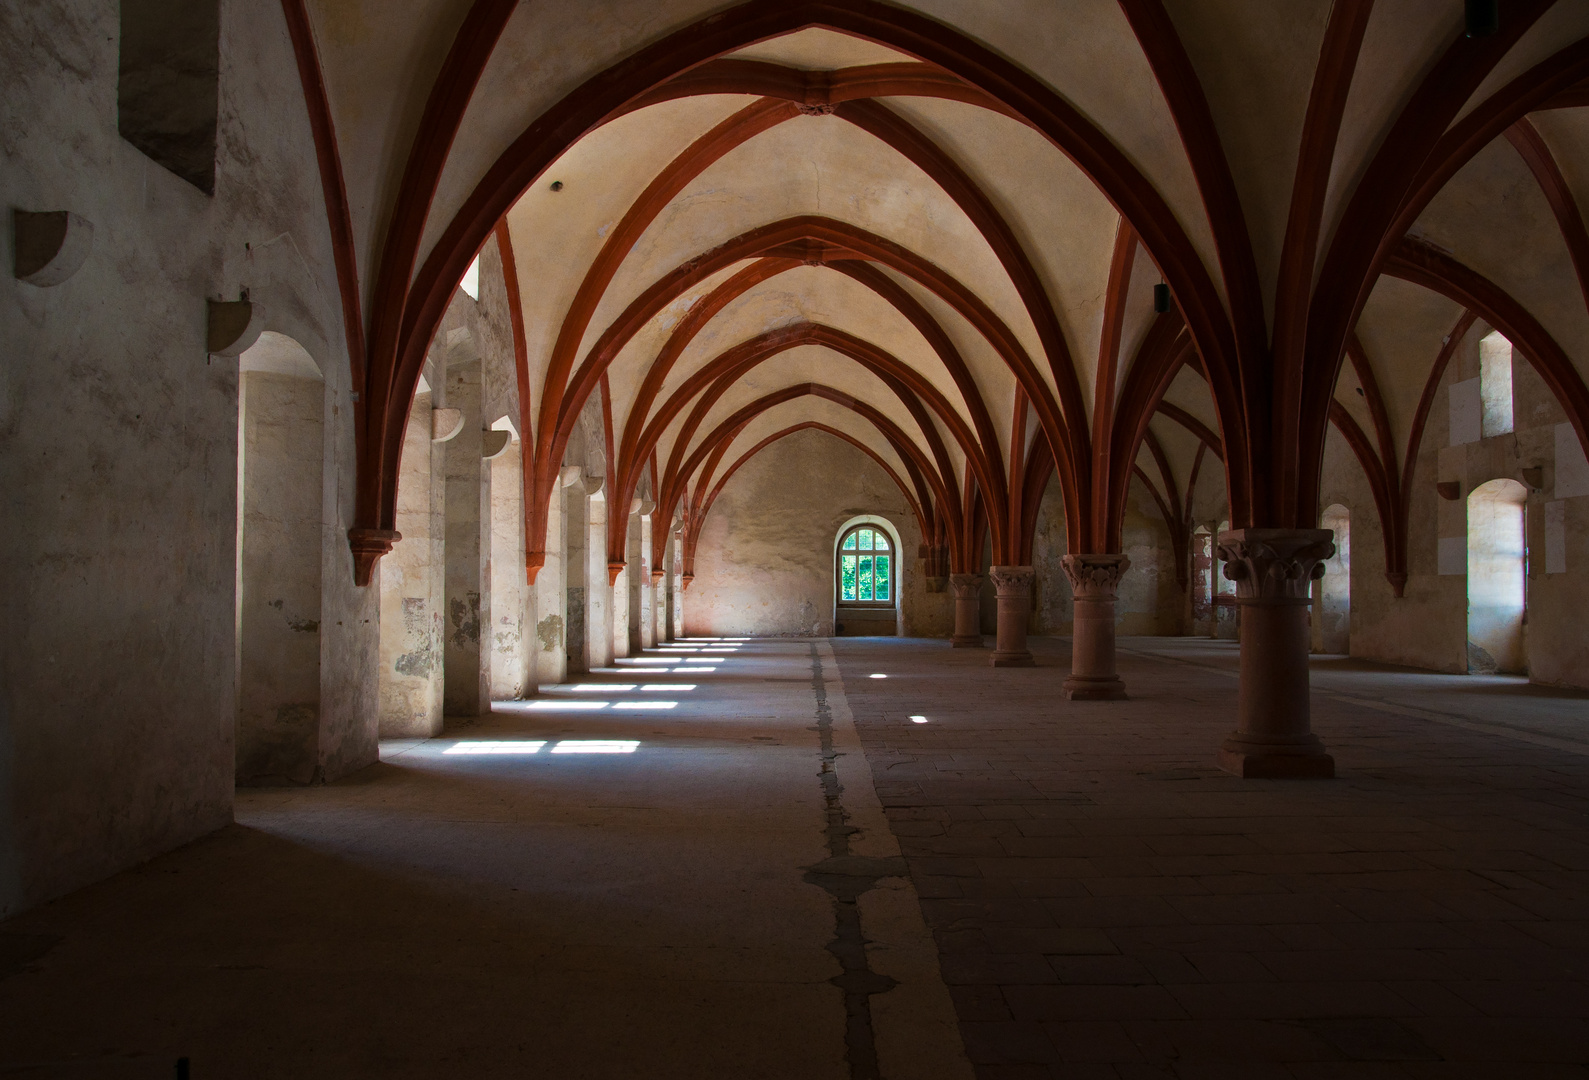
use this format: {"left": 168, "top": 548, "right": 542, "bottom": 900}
{"left": 1060, "top": 553, "right": 1130, "bottom": 598}
{"left": 987, "top": 565, "right": 1034, "bottom": 599}
{"left": 1216, "top": 529, "right": 1334, "bottom": 607}
{"left": 651, "top": 569, "right": 666, "bottom": 586}
{"left": 348, "top": 528, "right": 401, "bottom": 587}
{"left": 948, "top": 573, "right": 984, "bottom": 599}
{"left": 680, "top": 573, "right": 695, "bottom": 592}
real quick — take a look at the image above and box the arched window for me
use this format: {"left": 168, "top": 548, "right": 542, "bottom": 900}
{"left": 837, "top": 525, "right": 893, "bottom": 606}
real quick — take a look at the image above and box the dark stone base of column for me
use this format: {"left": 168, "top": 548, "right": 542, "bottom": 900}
{"left": 989, "top": 650, "right": 1034, "bottom": 667}
{"left": 1063, "top": 675, "right": 1127, "bottom": 700}
{"left": 950, "top": 635, "right": 985, "bottom": 648}
{"left": 1217, "top": 733, "right": 1335, "bottom": 778}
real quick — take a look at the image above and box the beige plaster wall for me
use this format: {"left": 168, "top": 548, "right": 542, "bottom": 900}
{"left": 379, "top": 392, "right": 446, "bottom": 737}
{"left": 685, "top": 430, "right": 947, "bottom": 638}
{"left": 237, "top": 371, "right": 324, "bottom": 784}
{"left": 0, "top": 0, "right": 377, "bottom": 915}
{"left": 1320, "top": 323, "right": 1589, "bottom": 688}
{"left": 1029, "top": 474, "right": 1185, "bottom": 637}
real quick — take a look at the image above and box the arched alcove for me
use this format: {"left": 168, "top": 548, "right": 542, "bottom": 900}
{"left": 1313, "top": 505, "right": 1351, "bottom": 655}
{"left": 1191, "top": 525, "right": 1214, "bottom": 637}
{"left": 236, "top": 331, "right": 325, "bottom": 785}
{"left": 1467, "top": 479, "right": 1528, "bottom": 675}
{"left": 1214, "top": 519, "right": 1238, "bottom": 641}
{"left": 833, "top": 516, "right": 902, "bottom": 637}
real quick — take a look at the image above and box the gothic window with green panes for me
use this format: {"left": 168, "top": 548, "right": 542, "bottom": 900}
{"left": 838, "top": 526, "right": 893, "bottom": 605}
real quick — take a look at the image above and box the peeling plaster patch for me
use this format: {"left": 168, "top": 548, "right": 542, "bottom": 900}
{"left": 395, "top": 648, "right": 433, "bottom": 678}
{"left": 450, "top": 591, "right": 481, "bottom": 647}
{"left": 537, "top": 614, "right": 564, "bottom": 651}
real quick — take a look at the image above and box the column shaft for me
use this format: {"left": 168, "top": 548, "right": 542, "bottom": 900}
{"left": 948, "top": 573, "right": 984, "bottom": 647}
{"left": 1061, "top": 554, "right": 1129, "bottom": 700}
{"left": 1216, "top": 529, "right": 1336, "bottom": 778}
{"left": 988, "top": 566, "right": 1034, "bottom": 667}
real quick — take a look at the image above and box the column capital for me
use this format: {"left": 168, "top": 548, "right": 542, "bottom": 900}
{"left": 987, "top": 565, "right": 1033, "bottom": 597}
{"left": 650, "top": 569, "right": 666, "bottom": 585}
{"left": 1216, "top": 529, "right": 1333, "bottom": 607}
{"left": 948, "top": 572, "right": 984, "bottom": 598}
{"left": 1060, "top": 553, "right": 1130, "bottom": 597}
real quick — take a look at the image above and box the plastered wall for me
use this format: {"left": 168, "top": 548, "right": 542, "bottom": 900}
{"left": 1319, "top": 320, "right": 1589, "bottom": 688}
{"left": 0, "top": 1, "right": 376, "bottom": 914}
{"left": 685, "top": 429, "right": 949, "bottom": 638}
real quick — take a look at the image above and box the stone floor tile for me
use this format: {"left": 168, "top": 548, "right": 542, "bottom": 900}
{"left": 940, "top": 952, "right": 1061, "bottom": 986}
{"left": 1048, "top": 954, "right": 1157, "bottom": 985}
{"left": 950, "top": 984, "right": 1014, "bottom": 1021}
{"left": 1004, "top": 984, "right": 1189, "bottom": 1022}
{"left": 958, "top": 1020, "right": 1059, "bottom": 1064}
{"left": 1041, "top": 1020, "right": 1146, "bottom": 1062}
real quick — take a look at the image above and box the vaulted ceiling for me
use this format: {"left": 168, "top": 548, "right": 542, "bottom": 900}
{"left": 288, "top": 1, "right": 1589, "bottom": 585}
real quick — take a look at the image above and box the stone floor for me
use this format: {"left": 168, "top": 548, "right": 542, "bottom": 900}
{"left": 0, "top": 639, "right": 967, "bottom": 1079}
{"left": 1, "top": 635, "right": 1585, "bottom": 1078}
{"left": 833, "top": 635, "right": 1589, "bottom": 1078}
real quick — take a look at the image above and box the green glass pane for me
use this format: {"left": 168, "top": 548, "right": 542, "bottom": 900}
{"left": 859, "top": 529, "right": 873, "bottom": 550}
{"left": 859, "top": 555, "right": 873, "bottom": 601}
{"left": 841, "top": 555, "right": 857, "bottom": 601}
{"left": 874, "top": 532, "right": 889, "bottom": 550}
{"left": 842, "top": 533, "right": 857, "bottom": 550}
{"left": 875, "top": 555, "right": 890, "bottom": 600}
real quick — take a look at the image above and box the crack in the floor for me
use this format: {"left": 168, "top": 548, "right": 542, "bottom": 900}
{"left": 804, "top": 642, "right": 900, "bottom": 1080}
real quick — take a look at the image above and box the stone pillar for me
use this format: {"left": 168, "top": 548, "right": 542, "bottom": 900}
{"left": 610, "top": 561, "right": 630, "bottom": 659}
{"left": 1060, "top": 554, "right": 1130, "bottom": 700}
{"left": 638, "top": 514, "right": 655, "bottom": 649}
{"left": 443, "top": 362, "right": 485, "bottom": 718}
{"left": 652, "top": 569, "right": 667, "bottom": 644}
{"left": 949, "top": 573, "right": 984, "bottom": 647}
{"left": 586, "top": 492, "right": 612, "bottom": 670}
{"left": 1215, "top": 529, "right": 1336, "bottom": 778}
{"left": 988, "top": 566, "right": 1035, "bottom": 667}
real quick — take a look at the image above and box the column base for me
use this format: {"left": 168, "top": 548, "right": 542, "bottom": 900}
{"left": 951, "top": 634, "right": 985, "bottom": 648}
{"left": 1216, "top": 732, "right": 1335, "bottom": 778}
{"left": 1063, "top": 675, "right": 1127, "bottom": 700}
{"left": 989, "top": 649, "right": 1034, "bottom": 667}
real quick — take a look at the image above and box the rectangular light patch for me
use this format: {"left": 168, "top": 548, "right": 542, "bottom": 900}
{"left": 550, "top": 740, "right": 639, "bottom": 754}
{"left": 444, "top": 741, "right": 546, "bottom": 755}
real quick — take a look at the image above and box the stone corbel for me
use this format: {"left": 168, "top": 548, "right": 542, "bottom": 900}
{"left": 431, "top": 408, "right": 464, "bottom": 442}
{"left": 207, "top": 298, "right": 267, "bottom": 357}
{"left": 651, "top": 569, "right": 666, "bottom": 586}
{"left": 348, "top": 527, "right": 401, "bottom": 587}
{"left": 13, "top": 209, "right": 94, "bottom": 286}
{"left": 632, "top": 497, "right": 656, "bottom": 516}
{"left": 680, "top": 573, "right": 695, "bottom": 591}
{"left": 481, "top": 429, "right": 511, "bottom": 458}
{"left": 559, "top": 464, "right": 584, "bottom": 490}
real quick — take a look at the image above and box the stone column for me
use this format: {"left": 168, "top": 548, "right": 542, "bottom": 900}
{"left": 988, "top": 566, "right": 1035, "bottom": 667}
{"left": 638, "top": 514, "right": 655, "bottom": 649}
{"left": 949, "top": 573, "right": 984, "bottom": 647}
{"left": 652, "top": 569, "right": 667, "bottom": 644}
{"left": 586, "top": 492, "right": 612, "bottom": 670}
{"left": 1216, "top": 529, "right": 1336, "bottom": 778}
{"left": 1060, "top": 554, "right": 1130, "bottom": 700}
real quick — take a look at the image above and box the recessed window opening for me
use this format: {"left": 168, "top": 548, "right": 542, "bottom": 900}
{"left": 1479, "top": 330, "right": 1514, "bottom": 437}
{"left": 839, "top": 526, "right": 894, "bottom": 604}
{"left": 1467, "top": 478, "right": 1528, "bottom": 675}
{"left": 460, "top": 254, "right": 481, "bottom": 300}
{"left": 1312, "top": 505, "right": 1350, "bottom": 655}
{"left": 118, "top": 0, "right": 219, "bottom": 193}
